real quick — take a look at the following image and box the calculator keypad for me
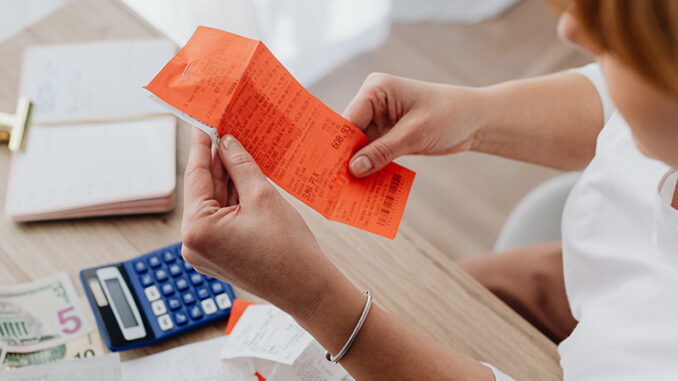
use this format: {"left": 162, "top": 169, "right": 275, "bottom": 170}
{"left": 168, "top": 264, "right": 182, "bottom": 277}
{"left": 182, "top": 291, "right": 196, "bottom": 305}
{"left": 215, "top": 294, "right": 232, "bottom": 310}
{"left": 189, "top": 305, "right": 203, "bottom": 320}
{"left": 162, "top": 251, "right": 175, "bottom": 263}
{"left": 151, "top": 300, "right": 167, "bottom": 316}
{"left": 132, "top": 243, "right": 234, "bottom": 337}
{"left": 134, "top": 261, "right": 147, "bottom": 273}
{"left": 154, "top": 269, "right": 168, "bottom": 282}
{"left": 174, "top": 310, "right": 188, "bottom": 325}
{"left": 211, "top": 282, "right": 225, "bottom": 294}
{"left": 196, "top": 287, "right": 209, "bottom": 300}
{"left": 175, "top": 278, "right": 189, "bottom": 291}
{"left": 145, "top": 285, "right": 160, "bottom": 301}
{"left": 189, "top": 273, "right": 203, "bottom": 286}
{"left": 140, "top": 274, "right": 153, "bottom": 287}
{"left": 161, "top": 283, "right": 174, "bottom": 296}
{"left": 201, "top": 299, "right": 217, "bottom": 315}
{"left": 167, "top": 297, "right": 181, "bottom": 310}
{"left": 149, "top": 256, "right": 162, "bottom": 268}
{"left": 158, "top": 314, "right": 174, "bottom": 331}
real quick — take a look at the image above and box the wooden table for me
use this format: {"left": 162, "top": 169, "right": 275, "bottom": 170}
{"left": 0, "top": 0, "right": 561, "bottom": 379}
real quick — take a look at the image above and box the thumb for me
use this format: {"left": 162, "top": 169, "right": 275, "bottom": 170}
{"left": 349, "top": 132, "right": 408, "bottom": 177}
{"left": 217, "top": 135, "right": 269, "bottom": 205}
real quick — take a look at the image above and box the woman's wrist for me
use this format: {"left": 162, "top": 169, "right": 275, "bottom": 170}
{"left": 292, "top": 270, "right": 366, "bottom": 356}
{"left": 465, "top": 86, "right": 496, "bottom": 153}
{"left": 436, "top": 84, "right": 494, "bottom": 154}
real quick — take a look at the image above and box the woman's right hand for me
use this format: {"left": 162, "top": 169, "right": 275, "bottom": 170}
{"left": 344, "top": 73, "right": 486, "bottom": 177}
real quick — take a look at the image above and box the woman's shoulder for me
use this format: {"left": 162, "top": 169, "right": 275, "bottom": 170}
{"left": 569, "top": 63, "right": 616, "bottom": 124}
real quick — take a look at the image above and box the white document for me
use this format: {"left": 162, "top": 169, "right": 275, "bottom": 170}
{"left": 220, "top": 305, "right": 313, "bottom": 365}
{"left": 121, "top": 336, "right": 257, "bottom": 381}
{"left": 6, "top": 40, "right": 176, "bottom": 221}
{"left": 269, "top": 341, "right": 350, "bottom": 381}
{"left": 0, "top": 352, "right": 121, "bottom": 381}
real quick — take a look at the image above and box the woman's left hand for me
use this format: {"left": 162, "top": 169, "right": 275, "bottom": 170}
{"left": 180, "top": 128, "right": 345, "bottom": 321}
{"left": 181, "top": 129, "right": 494, "bottom": 381}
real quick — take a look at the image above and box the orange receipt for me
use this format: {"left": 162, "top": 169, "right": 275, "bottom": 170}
{"left": 145, "top": 26, "right": 415, "bottom": 239}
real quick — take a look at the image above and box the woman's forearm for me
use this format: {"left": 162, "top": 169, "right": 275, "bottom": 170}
{"left": 295, "top": 272, "right": 495, "bottom": 380}
{"left": 471, "top": 71, "right": 604, "bottom": 170}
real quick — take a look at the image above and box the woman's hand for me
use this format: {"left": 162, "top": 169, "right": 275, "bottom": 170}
{"left": 344, "top": 73, "right": 486, "bottom": 177}
{"left": 180, "top": 129, "right": 494, "bottom": 381}
{"left": 180, "top": 128, "right": 344, "bottom": 320}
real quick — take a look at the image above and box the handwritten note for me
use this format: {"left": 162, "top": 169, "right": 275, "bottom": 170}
{"left": 145, "top": 26, "right": 415, "bottom": 238}
{"left": 7, "top": 40, "right": 176, "bottom": 221}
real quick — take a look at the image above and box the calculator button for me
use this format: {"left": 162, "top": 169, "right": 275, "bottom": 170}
{"left": 154, "top": 269, "right": 169, "bottom": 282}
{"left": 167, "top": 297, "right": 181, "bottom": 310}
{"left": 190, "top": 273, "right": 203, "bottom": 286}
{"left": 149, "top": 256, "right": 162, "bottom": 268}
{"left": 174, "top": 310, "right": 188, "bottom": 326}
{"left": 140, "top": 274, "right": 153, "bottom": 287}
{"left": 183, "top": 262, "right": 194, "bottom": 272}
{"left": 158, "top": 314, "right": 174, "bottom": 331}
{"left": 189, "top": 305, "right": 203, "bottom": 320}
{"left": 215, "top": 294, "right": 232, "bottom": 310}
{"left": 151, "top": 300, "right": 167, "bottom": 316}
{"left": 196, "top": 286, "right": 209, "bottom": 300}
{"left": 161, "top": 283, "right": 174, "bottom": 296}
{"left": 210, "top": 282, "right": 225, "bottom": 294}
{"left": 144, "top": 286, "right": 160, "bottom": 302}
{"left": 162, "top": 251, "right": 175, "bottom": 263}
{"left": 182, "top": 291, "right": 196, "bottom": 305}
{"left": 201, "top": 299, "right": 217, "bottom": 315}
{"left": 134, "top": 261, "right": 147, "bottom": 273}
{"left": 175, "top": 278, "right": 189, "bottom": 291}
{"left": 168, "top": 264, "right": 182, "bottom": 277}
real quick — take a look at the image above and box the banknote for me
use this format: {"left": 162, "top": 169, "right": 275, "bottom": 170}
{"left": 1, "top": 330, "right": 107, "bottom": 370}
{"left": 0, "top": 343, "right": 6, "bottom": 365}
{"left": 1, "top": 297, "right": 107, "bottom": 370}
{"left": 0, "top": 272, "right": 91, "bottom": 353}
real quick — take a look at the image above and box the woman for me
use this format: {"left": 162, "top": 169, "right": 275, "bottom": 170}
{"left": 181, "top": 1, "right": 678, "bottom": 379}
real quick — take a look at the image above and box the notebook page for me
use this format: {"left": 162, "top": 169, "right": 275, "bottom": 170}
{"left": 6, "top": 40, "right": 176, "bottom": 219}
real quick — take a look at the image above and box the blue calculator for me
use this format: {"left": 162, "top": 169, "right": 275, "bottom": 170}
{"left": 80, "top": 242, "right": 235, "bottom": 351}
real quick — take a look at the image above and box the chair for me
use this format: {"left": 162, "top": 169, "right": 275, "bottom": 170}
{"left": 493, "top": 172, "right": 581, "bottom": 252}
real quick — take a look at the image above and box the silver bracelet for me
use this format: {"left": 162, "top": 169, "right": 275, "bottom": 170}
{"left": 325, "top": 290, "right": 373, "bottom": 363}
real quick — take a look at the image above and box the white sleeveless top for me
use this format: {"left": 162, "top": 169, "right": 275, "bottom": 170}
{"left": 559, "top": 64, "right": 678, "bottom": 380}
{"left": 488, "top": 63, "right": 678, "bottom": 380}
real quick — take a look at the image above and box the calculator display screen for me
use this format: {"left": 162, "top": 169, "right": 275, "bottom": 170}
{"left": 105, "top": 278, "right": 139, "bottom": 328}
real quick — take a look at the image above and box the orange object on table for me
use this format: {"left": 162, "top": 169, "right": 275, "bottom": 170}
{"left": 224, "top": 299, "right": 256, "bottom": 335}
{"left": 145, "top": 26, "right": 415, "bottom": 238}
{"left": 224, "top": 299, "right": 265, "bottom": 380}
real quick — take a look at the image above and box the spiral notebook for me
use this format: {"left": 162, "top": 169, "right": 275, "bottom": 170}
{"left": 5, "top": 40, "right": 177, "bottom": 221}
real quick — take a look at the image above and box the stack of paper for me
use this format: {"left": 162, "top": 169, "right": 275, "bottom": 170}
{"left": 5, "top": 40, "right": 176, "bottom": 221}
{"left": 121, "top": 336, "right": 255, "bottom": 381}
{"left": 220, "top": 303, "right": 353, "bottom": 381}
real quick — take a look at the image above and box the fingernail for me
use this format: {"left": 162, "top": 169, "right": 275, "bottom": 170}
{"left": 350, "top": 156, "right": 373, "bottom": 176}
{"left": 221, "top": 135, "right": 234, "bottom": 150}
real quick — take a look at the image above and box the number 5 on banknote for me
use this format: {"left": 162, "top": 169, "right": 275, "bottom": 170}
{"left": 58, "top": 306, "right": 83, "bottom": 335}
